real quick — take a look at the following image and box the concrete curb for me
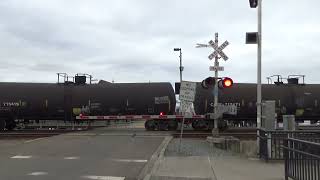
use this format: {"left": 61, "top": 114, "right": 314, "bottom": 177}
{"left": 138, "top": 136, "right": 172, "bottom": 180}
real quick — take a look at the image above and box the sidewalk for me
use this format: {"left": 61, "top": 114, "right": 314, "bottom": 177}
{"left": 150, "top": 156, "right": 214, "bottom": 180}
{"left": 147, "top": 139, "right": 285, "bottom": 180}
{"left": 211, "top": 156, "right": 284, "bottom": 180}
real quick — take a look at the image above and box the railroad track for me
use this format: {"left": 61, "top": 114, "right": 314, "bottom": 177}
{"left": 0, "top": 129, "right": 86, "bottom": 139}
{"left": 172, "top": 127, "right": 258, "bottom": 139}
{"left": 172, "top": 132, "right": 257, "bottom": 139}
{"left": 0, "top": 127, "right": 258, "bottom": 139}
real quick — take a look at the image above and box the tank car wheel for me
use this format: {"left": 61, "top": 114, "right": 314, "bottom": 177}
{"left": 145, "top": 120, "right": 156, "bottom": 131}
{"left": 192, "top": 120, "right": 208, "bottom": 130}
{"left": 218, "top": 120, "right": 228, "bottom": 132}
{"left": 0, "top": 119, "right": 6, "bottom": 131}
{"left": 157, "top": 121, "right": 169, "bottom": 131}
{"left": 192, "top": 120, "right": 199, "bottom": 129}
{"left": 6, "top": 121, "right": 16, "bottom": 131}
{"left": 168, "top": 120, "right": 178, "bottom": 131}
{"left": 192, "top": 120, "right": 203, "bottom": 130}
{"left": 192, "top": 120, "right": 209, "bottom": 130}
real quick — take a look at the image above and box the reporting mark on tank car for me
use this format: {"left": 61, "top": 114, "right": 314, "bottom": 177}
{"left": 2, "top": 102, "right": 20, "bottom": 107}
{"left": 155, "top": 96, "right": 170, "bottom": 104}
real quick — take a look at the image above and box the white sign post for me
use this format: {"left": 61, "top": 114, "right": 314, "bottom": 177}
{"left": 179, "top": 81, "right": 196, "bottom": 152}
{"left": 180, "top": 102, "right": 194, "bottom": 118}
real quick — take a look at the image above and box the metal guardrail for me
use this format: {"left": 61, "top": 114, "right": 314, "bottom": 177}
{"left": 283, "top": 138, "right": 320, "bottom": 180}
{"left": 258, "top": 129, "right": 320, "bottom": 161}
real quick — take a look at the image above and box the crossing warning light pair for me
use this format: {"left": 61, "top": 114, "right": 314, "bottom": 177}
{"left": 201, "top": 77, "right": 233, "bottom": 89}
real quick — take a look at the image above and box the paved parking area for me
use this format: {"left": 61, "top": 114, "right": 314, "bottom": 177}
{"left": 0, "top": 133, "right": 165, "bottom": 180}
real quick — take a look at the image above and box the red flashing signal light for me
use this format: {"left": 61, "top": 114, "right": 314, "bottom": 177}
{"left": 160, "top": 112, "right": 164, "bottom": 116}
{"left": 222, "top": 77, "right": 233, "bottom": 88}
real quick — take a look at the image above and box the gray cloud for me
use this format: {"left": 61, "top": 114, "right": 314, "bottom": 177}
{"left": 0, "top": 0, "right": 319, "bottom": 85}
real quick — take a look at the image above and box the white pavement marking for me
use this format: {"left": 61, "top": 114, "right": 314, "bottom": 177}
{"left": 64, "top": 156, "right": 80, "bottom": 160}
{"left": 99, "top": 133, "right": 169, "bottom": 137}
{"left": 11, "top": 155, "right": 32, "bottom": 159}
{"left": 82, "top": 175, "right": 125, "bottom": 180}
{"left": 207, "top": 156, "right": 218, "bottom": 180}
{"left": 24, "top": 137, "right": 47, "bottom": 143}
{"left": 248, "top": 157, "right": 260, "bottom": 161}
{"left": 28, "top": 172, "right": 48, "bottom": 176}
{"left": 111, "top": 159, "right": 148, "bottom": 163}
{"left": 67, "top": 133, "right": 97, "bottom": 136}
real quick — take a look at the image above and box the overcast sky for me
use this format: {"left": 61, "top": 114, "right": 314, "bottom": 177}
{"left": 0, "top": 0, "right": 319, "bottom": 85}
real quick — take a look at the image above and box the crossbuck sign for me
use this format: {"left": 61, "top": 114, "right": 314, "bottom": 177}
{"left": 208, "top": 40, "right": 229, "bottom": 61}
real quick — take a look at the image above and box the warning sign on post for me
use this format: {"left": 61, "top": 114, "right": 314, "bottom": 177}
{"left": 179, "top": 81, "right": 197, "bottom": 102}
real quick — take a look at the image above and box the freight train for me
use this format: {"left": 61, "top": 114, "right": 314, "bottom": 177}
{"left": 0, "top": 74, "right": 319, "bottom": 131}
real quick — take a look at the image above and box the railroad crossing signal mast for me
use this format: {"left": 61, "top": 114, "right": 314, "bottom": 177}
{"left": 196, "top": 33, "right": 230, "bottom": 132}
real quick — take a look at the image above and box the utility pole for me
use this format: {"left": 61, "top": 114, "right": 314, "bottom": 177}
{"left": 179, "top": 50, "right": 183, "bottom": 83}
{"left": 174, "top": 47, "right": 185, "bottom": 152}
{"left": 248, "top": 0, "right": 263, "bottom": 151}
{"left": 257, "top": 0, "right": 262, "bottom": 129}
{"left": 174, "top": 48, "right": 183, "bottom": 116}
{"left": 174, "top": 48, "right": 183, "bottom": 83}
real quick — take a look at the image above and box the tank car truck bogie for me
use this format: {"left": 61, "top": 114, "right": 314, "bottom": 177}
{"left": 5, "top": 118, "right": 16, "bottom": 130}
{"left": 144, "top": 120, "right": 156, "bottom": 131}
{"left": 144, "top": 119, "right": 179, "bottom": 131}
{"left": 167, "top": 119, "right": 179, "bottom": 130}
{"left": 0, "top": 118, "right": 6, "bottom": 130}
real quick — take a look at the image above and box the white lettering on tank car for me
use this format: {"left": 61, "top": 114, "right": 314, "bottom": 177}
{"left": 209, "top": 102, "right": 241, "bottom": 107}
{"left": 2, "top": 102, "right": 20, "bottom": 107}
{"left": 155, "top": 96, "right": 169, "bottom": 104}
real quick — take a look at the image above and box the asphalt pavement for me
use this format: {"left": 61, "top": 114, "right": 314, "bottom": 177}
{"left": 0, "top": 132, "right": 165, "bottom": 180}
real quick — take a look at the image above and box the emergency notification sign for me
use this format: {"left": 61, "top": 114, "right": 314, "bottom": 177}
{"left": 179, "top": 81, "right": 196, "bottom": 102}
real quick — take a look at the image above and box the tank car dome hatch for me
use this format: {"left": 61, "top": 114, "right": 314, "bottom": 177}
{"left": 287, "top": 78, "right": 299, "bottom": 85}
{"left": 75, "top": 75, "right": 86, "bottom": 85}
{"left": 268, "top": 75, "right": 305, "bottom": 85}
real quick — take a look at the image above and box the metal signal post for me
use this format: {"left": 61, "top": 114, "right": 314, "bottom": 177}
{"left": 197, "top": 33, "right": 229, "bottom": 132}
{"left": 213, "top": 33, "right": 219, "bottom": 132}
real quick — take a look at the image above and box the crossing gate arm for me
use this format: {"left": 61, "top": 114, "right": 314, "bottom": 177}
{"left": 76, "top": 115, "right": 205, "bottom": 120}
